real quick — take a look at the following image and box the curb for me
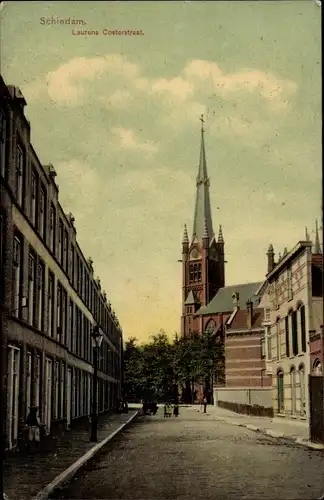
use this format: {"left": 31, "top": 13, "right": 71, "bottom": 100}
{"left": 31, "top": 411, "right": 139, "bottom": 500}
{"left": 188, "top": 405, "right": 324, "bottom": 451}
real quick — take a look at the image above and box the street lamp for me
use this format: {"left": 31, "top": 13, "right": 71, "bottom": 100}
{"left": 90, "top": 325, "right": 103, "bottom": 442}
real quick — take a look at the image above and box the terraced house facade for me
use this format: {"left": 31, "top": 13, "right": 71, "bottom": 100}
{"left": 0, "top": 76, "right": 123, "bottom": 450}
{"left": 266, "top": 238, "right": 323, "bottom": 422}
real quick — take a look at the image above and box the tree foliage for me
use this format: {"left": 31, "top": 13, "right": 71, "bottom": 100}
{"left": 123, "top": 329, "right": 224, "bottom": 403}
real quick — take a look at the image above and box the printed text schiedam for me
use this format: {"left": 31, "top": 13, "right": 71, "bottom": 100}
{"left": 39, "top": 17, "right": 144, "bottom": 36}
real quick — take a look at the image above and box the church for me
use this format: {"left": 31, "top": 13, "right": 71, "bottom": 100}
{"left": 180, "top": 117, "right": 263, "bottom": 342}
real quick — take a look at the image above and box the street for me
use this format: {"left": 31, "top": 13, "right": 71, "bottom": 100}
{"left": 50, "top": 406, "right": 324, "bottom": 500}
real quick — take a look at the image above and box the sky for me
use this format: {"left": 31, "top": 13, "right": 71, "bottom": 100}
{"left": 1, "top": 1, "right": 321, "bottom": 343}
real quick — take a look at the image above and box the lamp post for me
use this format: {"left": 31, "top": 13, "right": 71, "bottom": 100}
{"left": 90, "top": 325, "right": 103, "bottom": 442}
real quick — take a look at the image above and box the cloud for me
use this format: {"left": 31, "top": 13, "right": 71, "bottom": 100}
{"left": 26, "top": 55, "right": 140, "bottom": 105}
{"left": 183, "top": 59, "right": 297, "bottom": 107}
{"left": 111, "top": 127, "right": 159, "bottom": 155}
{"left": 149, "top": 77, "right": 194, "bottom": 102}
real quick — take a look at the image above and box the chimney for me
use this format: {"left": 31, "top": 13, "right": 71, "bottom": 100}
{"left": 246, "top": 299, "right": 253, "bottom": 329}
{"left": 266, "top": 243, "right": 275, "bottom": 273}
{"left": 232, "top": 292, "right": 239, "bottom": 309}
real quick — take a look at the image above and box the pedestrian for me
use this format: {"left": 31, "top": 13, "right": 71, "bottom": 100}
{"left": 203, "top": 396, "right": 208, "bottom": 413}
{"left": 173, "top": 403, "right": 179, "bottom": 417}
{"left": 26, "top": 406, "right": 46, "bottom": 450}
{"left": 164, "top": 403, "right": 168, "bottom": 418}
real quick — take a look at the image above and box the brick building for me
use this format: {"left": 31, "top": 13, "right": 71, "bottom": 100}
{"left": 0, "top": 75, "right": 123, "bottom": 450}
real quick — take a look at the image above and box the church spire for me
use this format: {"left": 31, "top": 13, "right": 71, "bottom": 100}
{"left": 314, "top": 219, "right": 322, "bottom": 254}
{"left": 218, "top": 225, "right": 224, "bottom": 244}
{"left": 182, "top": 224, "right": 189, "bottom": 244}
{"left": 192, "top": 115, "right": 214, "bottom": 242}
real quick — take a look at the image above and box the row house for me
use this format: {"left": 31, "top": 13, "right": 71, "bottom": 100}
{"left": 0, "top": 75, "right": 124, "bottom": 450}
{"left": 265, "top": 235, "right": 323, "bottom": 423}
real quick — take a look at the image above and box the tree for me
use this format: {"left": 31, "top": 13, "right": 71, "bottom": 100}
{"left": 123, "top": 329, "right": 225, "bottom": 404}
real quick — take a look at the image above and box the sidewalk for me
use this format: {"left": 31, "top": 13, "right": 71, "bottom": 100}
{"left": 4, "top": 409, "right": 138, "bottom": 500}
{"left": 189, "top": 404, "right": 324, "bottom": 451}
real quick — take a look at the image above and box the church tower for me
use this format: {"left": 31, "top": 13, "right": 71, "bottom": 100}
{"left": 181, "top": 116, "right": 225, "bottom": 338}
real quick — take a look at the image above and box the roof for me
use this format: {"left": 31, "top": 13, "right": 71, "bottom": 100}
{"left": 227, "top": 308, "right": 264, "bottom": 331}
{"left": 197, "top": 281, "right": 263, "bottom": 316}
{"left": 185, "top": 290, "right": 200, "bottom": 305}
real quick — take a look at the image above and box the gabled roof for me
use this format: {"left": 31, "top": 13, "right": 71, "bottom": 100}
{"left": 197, "top": 281, "right": 263, "bottom": 316}
{"left": 185, "top": 290, "right": 199, "bottom": 305}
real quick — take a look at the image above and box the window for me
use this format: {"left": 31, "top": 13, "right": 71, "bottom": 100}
{"left": 264, "top": 309, "right": 271, "bottom": 322}
{"left": 48, "top": 272, "right": 54, "bottom": 336}
{"left": 31, "top": 170, "right": 38, "bottom": 227}
{"left": 49, "top": 204, "right": 56, "bottom": 254}
{"left": 68, "top": 300, "right": 74, "bottom": 351}
{"left": 57, "top": 283, "right": 62, "bottom": 342}
{"left": 287, "top": 266, "right": 293, "bottom": 300}
{"left": 300, "top": 305, "right": 306, "bottom": 353}
{"left": 76, "top": 255, "right": 80, "bottom": 292}
{"left": 54, "top": 361, "right": 59, "bottom": 420}
{"left": 64, "top": 229, "right": 68, "bottom": 273}
{"left": 80, "top": 263, "right": 83, "bottom": 298}
{"left": 13, "top": 235, "right": 22, "bottom": 318}
{"left": 28, "top": 252, "right": 36, "bottom": 327}
{"left": 39, "top": 186, "right": 46, "bottom": 240}
{"left": 70, "top": 245, "right": 75, "bottom": 285}
{"left": 274, "top": 278, "right": 279, "bottom": 309}
{"left": 16, "top": 145, "right": 24, "bottom": 206}
{"left": 298, "top": 365, "right": 306, "bottom": 416}
{"left": 26, "top": 352, "right": 32, "bottom": 417}
{"left": 80, "top": 313, "right": 83, "bottom": 358}
{"left": 37, "top": 261, "right": 45, "bottom": 331}
{"left": 285, "top": 316, "right": 290, "bottom": 357}
{"left": 58, "top": 219, "right": 64, "bottom": 265}
{"left": 261, "top": 338, "right": 266, "bottom": 359}
{"left": 76, "top": 307, "right": 80, "bottom": 355}
{"left": 290, "top": 367, "right": 296, "bottom": 415}
{"left": 276, "top": 319, "right": 280, "bottom": 360}
{"left": 189, "top": 265, "right": 194, "bottom": 283}
{"left": 291, "top": 310, "right": 298, "bottom": 356}
{"left": 313, "top": 359, "right": 322, "bottom": 376}
{"left": 61, "top": 289, "right": 67, "bottom": 345}
{"left": 0, "top": 109, "right": 6, "bottom": 178}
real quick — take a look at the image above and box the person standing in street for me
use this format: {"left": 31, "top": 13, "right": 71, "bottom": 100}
{"left": 203, "top": 396, "right": 208, "bottom": 413}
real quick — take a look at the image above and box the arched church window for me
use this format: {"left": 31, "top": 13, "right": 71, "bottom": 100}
{"left": 313, "top": 359, "right": 322, "bottom": 376}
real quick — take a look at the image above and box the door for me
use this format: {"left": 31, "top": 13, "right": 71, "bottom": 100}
{"left": 44, "top": 358, "right": 52, "bottom": 432}
{"left": 7, "top": 346, "right": 20, "bottom": 449}
{"left": 66, "top": 368, "right": 72, "bottom": 428}
{"left": 309, "top": 375, "right": 324, "bottom": 443}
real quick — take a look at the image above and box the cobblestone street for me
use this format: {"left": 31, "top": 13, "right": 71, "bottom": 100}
{"left": 50, "top": 407, "right": 324, "bottom": 500}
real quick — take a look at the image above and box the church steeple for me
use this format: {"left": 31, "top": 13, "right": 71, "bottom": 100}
{"left": 192, "top": 115, "right": 214, "bottom": 242}
{"left": 313, "top": 219, "right": 322, "bottom": 254}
